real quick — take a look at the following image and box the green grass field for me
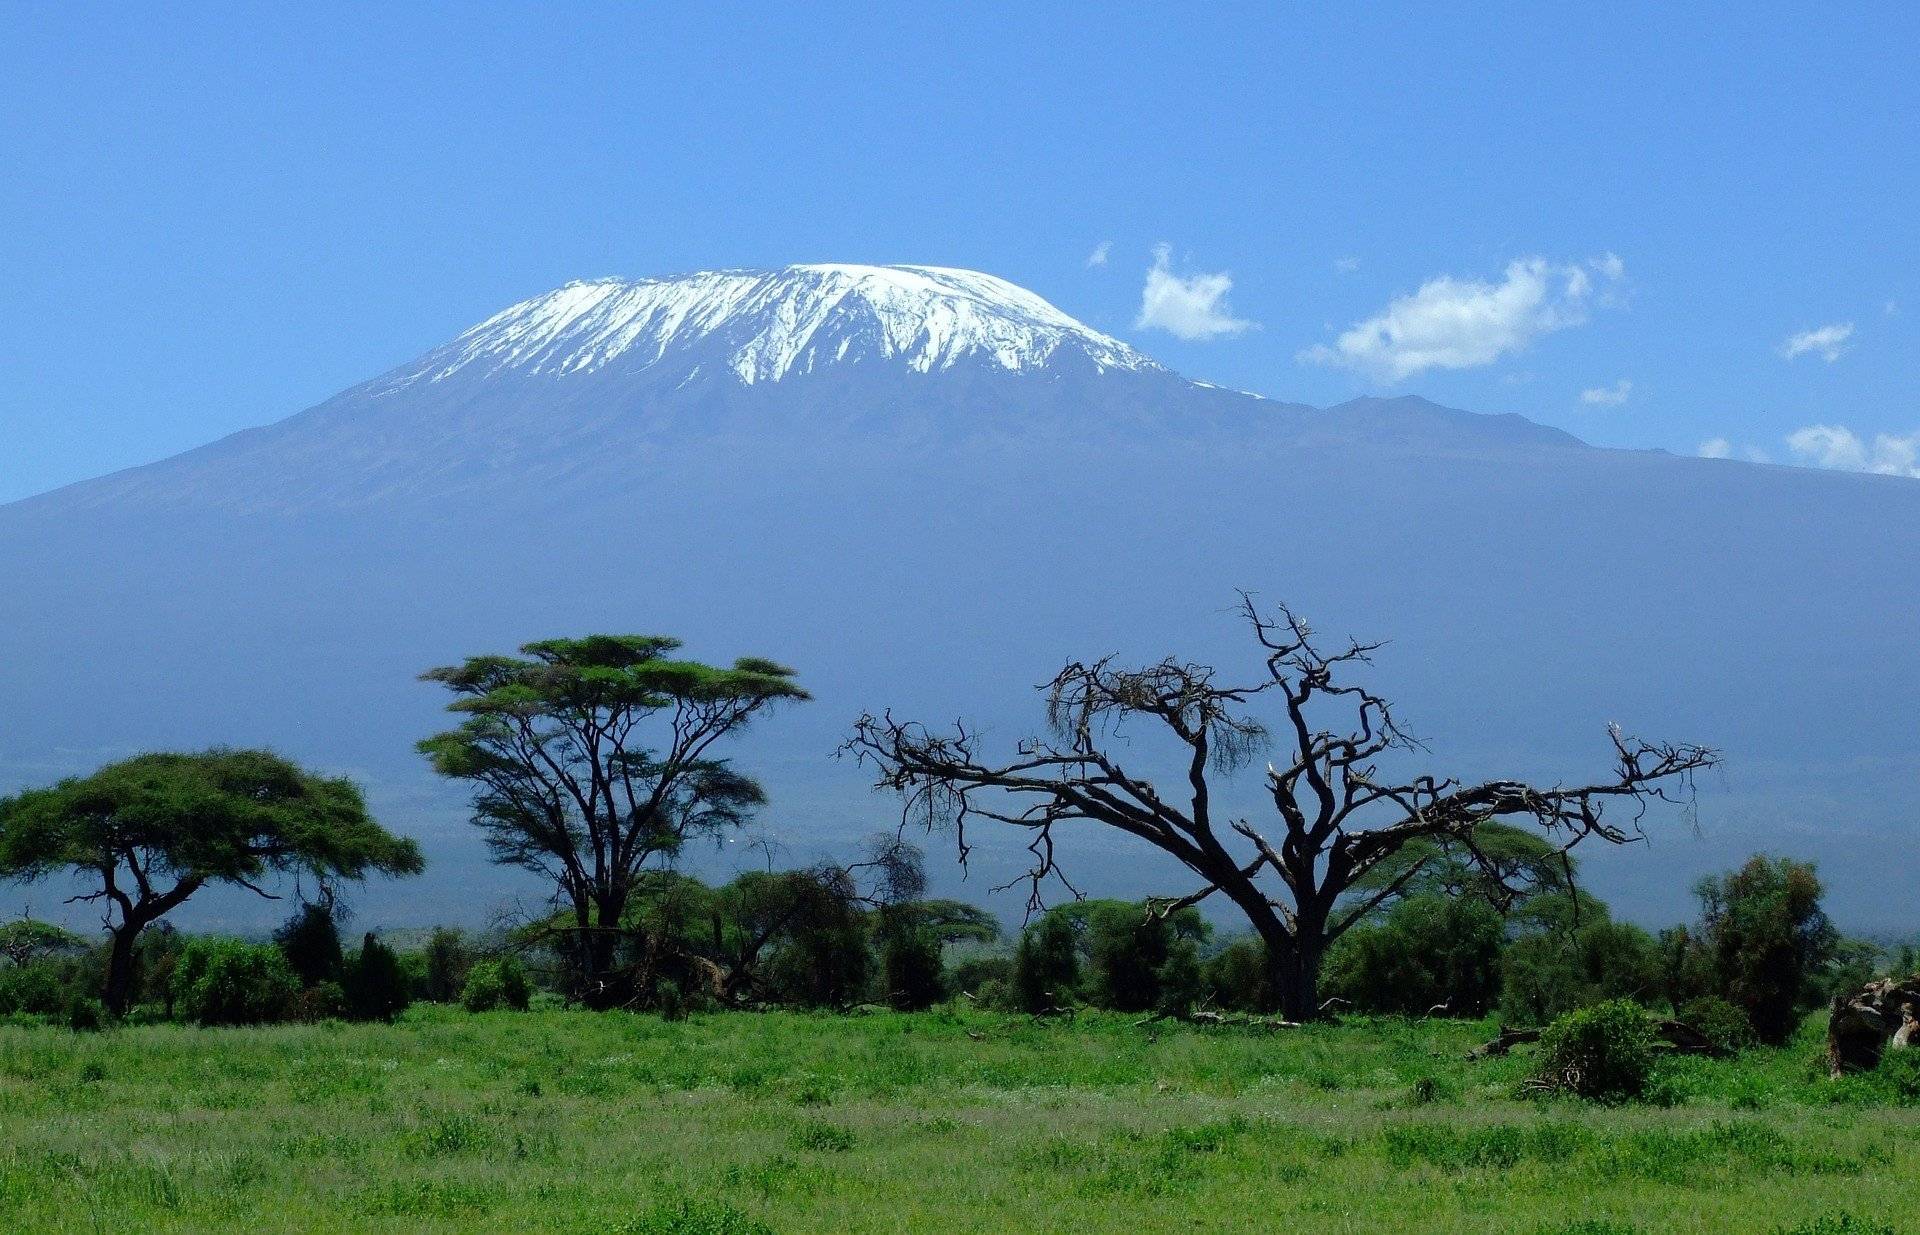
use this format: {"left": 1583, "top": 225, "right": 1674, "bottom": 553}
{"left": 1, "top": 1007, "right": 1914, "bottom": 1233}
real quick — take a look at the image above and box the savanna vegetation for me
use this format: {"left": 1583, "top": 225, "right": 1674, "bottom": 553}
{"left": 2, "top": 608, "right": 1917, "bottom": 1232}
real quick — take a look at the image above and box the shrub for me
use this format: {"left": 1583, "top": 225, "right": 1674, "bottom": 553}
{"left": 1534, "top": 999, "right": 1657, "bottom": 1102}
{"left": 461, "top": 957, "right": 532, "bottom": 1012}
{"left": 947, "top": 954, "right": 1012, "bottom": 999}
{"left": 1866, "top": 1048, "right": 1920, "bottom": 1105}
{"left": 172, "top": 937, "right": 300, "bottom": 1026}
{"left": 1203, "top": 937, "right": 1272, "bottom": 1012}
{"left": 1323, "top": 894, "right": 1504, "bottom": 1017}
{"left": 0, "top": 962, "right": 74, "bottom": 1017}
{"left": 1085, "top": 901, "right": 1208, "bottom": 1013}
{"left": 879, "top": 916, "right": 945, "bottom": 1011}
{"left": 420, "top": 927, "right": 472, "bottom": 1002}
{"left": 64, "top": 995, "right": 106, "bottom": 1032}
{"left": 273, "top": 902, "right": 344, "bottom": 987}
{"left": 343, "top": 933, "right": 411, "bottom": 1022}
{"left": 1678, "top": 995, "right": 1756, "bottom": 1055}
{"left": 291, "top": 979, "right": 350, "bottom": 1021}
{"left": 1500, "top": 917, "right": 1662, "bottom": 1026}
{"left": 1013, "top": 911, "right": 1080, "bottom": 1012}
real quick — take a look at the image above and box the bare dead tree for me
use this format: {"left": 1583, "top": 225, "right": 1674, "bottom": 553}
{"left": 846, "top": 596, "right": 1717, "bottom": 1020}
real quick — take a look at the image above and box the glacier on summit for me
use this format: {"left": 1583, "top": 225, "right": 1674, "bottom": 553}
{"left": 378, "top": 264, "right": 1163, "bottom": 390}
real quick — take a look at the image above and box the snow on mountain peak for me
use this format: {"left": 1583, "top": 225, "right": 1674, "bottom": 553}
{"left": 382, "top": 264, "right": 1162, "bottom": 390}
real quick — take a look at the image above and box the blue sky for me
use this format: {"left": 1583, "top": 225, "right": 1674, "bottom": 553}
{"left": 1, "top": 4, "right": 1914, "bottom": 502}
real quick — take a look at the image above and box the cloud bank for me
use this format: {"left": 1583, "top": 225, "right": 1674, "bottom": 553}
{"left": 1135, "top": 244, "right": 1256, "bottom": 341}
{"left": 1299, "top": 254, "right": 1624, "bottom": 381}
{"left": 1786, "top": 424, "right": 1920, "bottom": 477}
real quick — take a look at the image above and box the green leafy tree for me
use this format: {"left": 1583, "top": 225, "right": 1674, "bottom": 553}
{"left": 0, "top": 919, "right": 85, "bottom": 969}
{"left": 0, "top": 750, "right": 423, "bottom": 1015}
{"left": 1691, "top": 855, "right": 1838, "bottom": 1043}
{"left": 1203, "top": 937, "right": 1272, "bottom": 1012}
{"left": 418, "top": 636, "right": 806, "bottom": 1007}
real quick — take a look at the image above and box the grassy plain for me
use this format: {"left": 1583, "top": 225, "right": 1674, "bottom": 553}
{"left": 0, "top": 1006, "right": 1915, "bottom": 1233}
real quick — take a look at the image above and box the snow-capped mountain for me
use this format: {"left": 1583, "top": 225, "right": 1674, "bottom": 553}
{"left": 377, "top": 264, "right": 1163, "bottom": 390}
{"left": 4, "top": 262, "right": 1919, "bottom": 933}
{"left": 15, "top": 264, "right": 1577, "bottom": 516}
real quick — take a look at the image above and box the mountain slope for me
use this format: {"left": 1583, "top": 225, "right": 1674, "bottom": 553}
{"left": 1, "top": 264, "right": 1914, "bottom": 933}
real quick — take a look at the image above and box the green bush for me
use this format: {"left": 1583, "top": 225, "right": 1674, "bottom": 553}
{"left": 878, "top": 916, "right": 945, "bottom": 1011}
{"left": 171, "top": 937, "right": 300, "bottom": 1026}
{"left": 1013, "top": 911, "right": 1080, "bottom": 1012}
{"left": 460, "top": 957, "right": 532, "bottom": 1012}
{"left": 291, "top": 979, "right": 350, "bottom": 1021}
{"left": 1534, "top": 999, "right": 1656, "bottom": 1102}
{"left": 0, "top": 962, "right": 74, "bottom": 1017}
{"left": 273, "top": 902, "right": 344, "bottom": 987}
{"left": 947, "top": 954, "right": 1012, "bottom": 998}
{"left": 343, "top": 933, "right": 411, "bottom": 1022}
{"left": 1202, "top": 937, "right": 1272, "bottom": 1012}
{"left": 1499, "top": 916, "right": 1662, "bottom": 1025}
{"left": 1866, "top": 1048, "right": 1920, "bottom": 1105}
{"left": 419, "top": 927, "right": 473, "bottom": 1002}
{"left": 1323, "top": 894, "right": 1504, "bottom": 1017}
{"left": 1679, "top": 995, "right": 1756, "bottom": 1054}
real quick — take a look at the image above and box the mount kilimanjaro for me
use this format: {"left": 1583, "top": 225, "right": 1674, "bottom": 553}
{"left": 2, "top": 264, "right": 1916, "bottom": 929}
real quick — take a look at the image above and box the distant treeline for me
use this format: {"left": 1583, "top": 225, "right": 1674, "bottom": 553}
{"left": 1, "top": 852, "right": 1909, "bottom": 1052}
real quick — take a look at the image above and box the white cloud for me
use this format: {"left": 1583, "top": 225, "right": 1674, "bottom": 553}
{"left": 1786, "top": 424, "right": 1920, "bottom": 477}
{"left": 1334, "top": 256, "right": 1361, "bottom": 274}
{"left": 1135, "top": 244, "right": 1256, "bottom": 341}
{"left": 1298, "top": 255, "right": 1624, "bottom": 381}
{"left": 1699, "top": 437, "right": 1773, "bottom": 463}
{"left": 1580, "top": 379, "right": 1632, "bottom": 406}
{"left": 1779, "top": 322, "right": 1854, "bottom": 362}
{"left": 1085, "top": 241, "right": 1112, "bottom": 269}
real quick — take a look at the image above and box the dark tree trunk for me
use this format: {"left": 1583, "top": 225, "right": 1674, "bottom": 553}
{"left": 577, "top": 890, "right": 629, "bottom": 1010}
{"left": 1270, "top": 941, "right": 1326, "bottom": 1022}
{"left": 102, "top": 923, "right": 142, "bottom": 1017}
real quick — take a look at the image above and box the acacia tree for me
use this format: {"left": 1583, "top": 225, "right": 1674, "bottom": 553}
{"left": 849, "top": 599, "right": 1716, "bottom": 1021}
{"left": 0, "top": 749, "right": 423, "bottom": 1015}
{"left": 417, "top": 635, "right": 807, "bottom": 1007}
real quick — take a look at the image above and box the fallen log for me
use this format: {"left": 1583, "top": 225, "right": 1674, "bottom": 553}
{"left": 1134, "top": 1008, "right": 1304, "bottom": 1031}
{"left": 1468, "top": 1025, "right": 1541, "bottom": 1059}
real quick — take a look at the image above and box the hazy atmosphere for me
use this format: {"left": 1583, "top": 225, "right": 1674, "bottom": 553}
{"left": 2, "top": 8, "right": 1917, "bottom": 1233}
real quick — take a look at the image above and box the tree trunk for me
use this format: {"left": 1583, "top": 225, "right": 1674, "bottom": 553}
{"left": 578, "top": 890, "right": 628, "bottom": 1009}
{"left": 102, "top": 923, "right": 142, "bottom": 1017}
{"left": 1269, "top": 935, "right": 1327, "bottom": 1022}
